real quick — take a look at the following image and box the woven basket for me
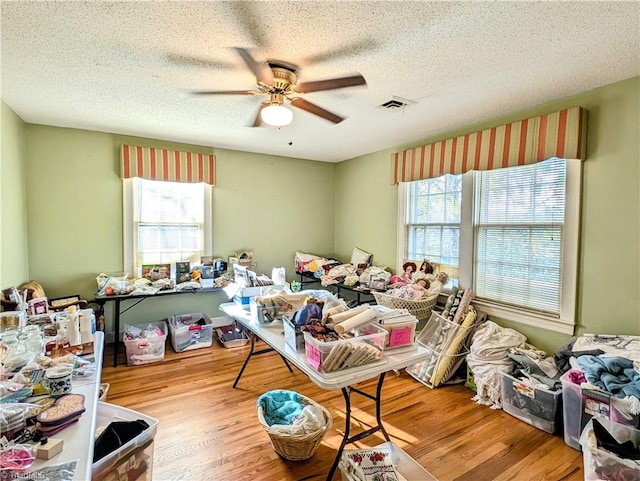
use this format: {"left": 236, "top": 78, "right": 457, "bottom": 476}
{"left": 373, "top": 291, "right": 438, "bottom": 321}
{"left": 257, "top": 393, "right": 333, "bottom": 461}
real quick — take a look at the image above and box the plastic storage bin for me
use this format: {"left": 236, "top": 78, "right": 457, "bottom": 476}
{"left": 580, "top": 418, "right": 640, "bottom": 480}
{"left": 500, "top": 372, "right": 562, "bottom": 434}
{"left": 560, "top": 370, "right": 640, "bottom": 450}
{"left": 168, "top": 312, "right": 214, "bottom": 352}
{"left": 375, "top": 318, "right": 418, "bottom": 350}
{"left": 283, "top": 316, "right": 304, "bottom": 352}
{"left": 92, "top": 401, "right": 159, "bottom": 481}
{"left": 338, "top": 442, "right": 438, "bottom": 481}
{"left": 214, "top": 318, "right": 249, "bottom": 348}
{"left": 303, "top": 323, "right": 387, "bottom": 373}
{"left": 123, "top": 321, "right": 167, "bottom": 366}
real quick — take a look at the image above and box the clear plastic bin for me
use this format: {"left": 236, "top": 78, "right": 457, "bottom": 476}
{"left": 92, "top": 402, "right": 159, "bottom": 481}
{"left": 303, "top": 323, "right": 386, "bottom": 373}
{"left": 372, "top": 318, "right": 418, "bottom": 350}
{"left": 123, "top": 321, "right": 167, "bottom": 366}
{"left": 560, "top": 370, "right": 640, "bottom": 450}
{"left": 580, "top": 418, "right": 640, "bottom": 480}
{"left": 500, "top": 372, "right": 562, "bottom": 434}
{"left": 168, "top": 312, "right": 213, "bottom": 352}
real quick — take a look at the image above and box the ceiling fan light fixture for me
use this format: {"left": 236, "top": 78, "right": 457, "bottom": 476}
{"left": 261, "top": 104, "right": 293, "bottom": 127}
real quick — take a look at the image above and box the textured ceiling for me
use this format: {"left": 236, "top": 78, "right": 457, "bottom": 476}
{"left": 1, "top": 1, "right": 639, "bottom": 163}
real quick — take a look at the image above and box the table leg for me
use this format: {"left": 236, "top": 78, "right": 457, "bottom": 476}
{"left": 232, "top": 334, "right": 294, "bottom": 388}
{"left": 326, "top": 373, "right": 391, "bottom": 480}
{"left": 113, "top": 299, "right": 121, "bottom": 368}
{"left": 233, "top": 332, "right": 257, "bottom": 388}
{"left": 279, "top": 354, "right": 294, "bottom": 373}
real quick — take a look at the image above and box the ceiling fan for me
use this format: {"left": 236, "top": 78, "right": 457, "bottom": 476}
{"left": 189, "top": 48, "right": 367, "bottom": 127}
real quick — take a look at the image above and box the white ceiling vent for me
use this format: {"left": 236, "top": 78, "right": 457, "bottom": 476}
{"left": 378, "top": 96, "right": 417, "bottom": 110}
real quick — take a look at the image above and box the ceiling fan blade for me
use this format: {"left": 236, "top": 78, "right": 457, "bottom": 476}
{"left": 290, "top": 98, "right": 344, "bottom": 124}
{"left": 233, "top": 47, "right": 273, "bottom": 85}
{"left": 224, "top": 2, "right": 270, "bottom": 50}
{"left": 166, "top": 53, "right": 235, "bottom": 70}
{"left": 296, "top": 74, "right": 366, "bottom": 93}
{"left": 189, "top": 90, "right": 257, "bottom": 96}
{"left": 302, "top": 38, "right": 382, "bottom": 65}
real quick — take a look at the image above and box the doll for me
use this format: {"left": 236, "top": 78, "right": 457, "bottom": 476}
{"left": 387, "top": 273, "right": 431, "bottom": 299}
{"left": 419, "top": 260, "right": 434, "bottom": 274}
{"left": 425, "top": 271, "right": 448, "bottom": 297}
{"left": 388, "top": 261, "right": 417, "bottom": 286}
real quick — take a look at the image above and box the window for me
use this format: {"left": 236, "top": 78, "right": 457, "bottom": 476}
{"left": 405, "top": 174, "right": 461, "bottom": 281}
{"left": 399, "top": 158, "right": 581, "bottom": 334}
{"left": 123, "top": 178, "right": 212, "bottom": 276}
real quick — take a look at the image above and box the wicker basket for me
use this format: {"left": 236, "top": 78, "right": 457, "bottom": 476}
{"left": 257, "top": 393, "right": 333, "bottom": 461}
{"left": 373, "top": 291, "right": 439, "bottom": 322}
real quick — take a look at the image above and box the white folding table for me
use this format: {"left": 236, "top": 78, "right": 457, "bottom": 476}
{"left": 219, "top": 302, "right": 432, "bottom": 480}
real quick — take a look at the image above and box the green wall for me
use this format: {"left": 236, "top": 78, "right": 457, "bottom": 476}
{"left": 335, "top": 77, "right": 640, "bottom": 353}
{"left": 1, "top": 101, "right": 29, "bottom": 288}
{"left": 3, "top": 77, "right": 639, "bottom": 351}
{"left": 21, "top": 128, "right": 335, "bottom": 337}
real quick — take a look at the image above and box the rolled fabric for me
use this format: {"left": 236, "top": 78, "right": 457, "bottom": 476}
{"left": 334, "top": 308, "right": 378, "bottom": 334}
{"left": 323, "top": 305, "right": 349, "bottom": 322}
{"left": 327, "top": 305, "right": 368, "bottom": 324}
{"left": 430, "top": 307, "right": 478, "bottom": 387}
{"left": 452, "top": 289, "right": 474, "bottom": 325}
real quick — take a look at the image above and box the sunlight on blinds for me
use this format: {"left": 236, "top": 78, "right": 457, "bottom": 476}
{"left": 474, "top": 158, "right": 566, "bottom": 314}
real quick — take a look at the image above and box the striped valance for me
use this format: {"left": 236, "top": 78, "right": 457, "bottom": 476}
{"left": 120, "top": 145, "right": 216, "bottom": 185}
{"left": 391, "top": 107, "right": 587, "bottom": 184}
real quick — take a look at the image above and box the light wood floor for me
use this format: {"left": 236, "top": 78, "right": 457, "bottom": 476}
{"left": 100, "top": 339, "right": 584, "bottom": 481}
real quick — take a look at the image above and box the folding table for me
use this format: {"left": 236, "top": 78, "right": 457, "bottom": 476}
{"left": 220, "top": 301, "right": 432, "bottom": 480}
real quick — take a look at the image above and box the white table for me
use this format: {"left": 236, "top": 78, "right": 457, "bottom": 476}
{"left": 24, "top": 331, "right": 104, "bottom": 481}
{"left": 220, "top": 302, "right": 431, "bottom": 481}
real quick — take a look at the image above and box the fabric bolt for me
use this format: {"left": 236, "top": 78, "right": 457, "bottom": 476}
{"left": 441, "top": 287, "right": 459, "bottom": 319}
{"left": 577, "top": 356, "right": 640, "bottom": 398}
{"left": 451, "top": 289, "right": 474, "bottom": 325}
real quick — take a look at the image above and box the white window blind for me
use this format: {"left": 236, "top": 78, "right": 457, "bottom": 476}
{"left": 406, "top": 174, "right": 461, "bottom": 277}
{"left": 474, "top": 158, "right": 566, "bottom": 314}
{"left": 133, "top": 178, "right": 205, "bottom": 269}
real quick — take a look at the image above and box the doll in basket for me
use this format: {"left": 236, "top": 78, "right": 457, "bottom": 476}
{"left": 386, "top": 273, "right": 431, "bottom": 300}
{"left": 387, "top": 261, "right": 417, "bottom": 287}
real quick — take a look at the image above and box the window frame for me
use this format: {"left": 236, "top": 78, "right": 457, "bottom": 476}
{"left": 398, "top": 158, "right": 581, "bottom": 335}
{"left": 122, "top": 178, "right": 213, "bottom": 277}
